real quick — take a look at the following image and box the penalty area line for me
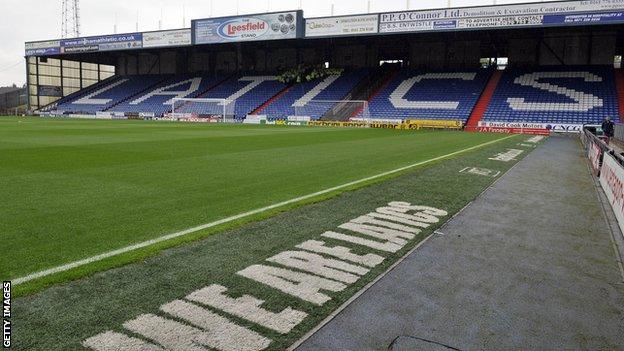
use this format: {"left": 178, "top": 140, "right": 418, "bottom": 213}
{"left": 12, "top": 134, "right": 516, "bottom": 286}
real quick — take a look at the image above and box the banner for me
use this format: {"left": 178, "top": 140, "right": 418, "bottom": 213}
{"left": 543, "top": 11, "right": 624, "bottom": 25}
{"left": 25, "top": 40, "right": 61, "bottom": 56}
{"left": 60, "top": 33, "right": 143, "bottom": 54}
{"left": 37, "top": 85, "right": 62, "bottom": 97}
{"left": 305, "top": 14, "right": 379, "bottom": 37}
{"left": 475, "top": 126, "right": 550, "bottom": 135}
{"left": 193, "top": 11, "right": 303, "bottom": 44}
{"left": 478, "top": 121, "right": 581, "bottom": 133}
{"left": 405, "top": 119, "right": 463, "bottom": 129}
{"left": 142, "top": 29, "right": 192, "bottom": 48}
{"left": 308, "top": 121, "right": 369, "bottom": 128}
{"left": 588, "top": 137, "right": 603, "bottom": 176}
{"left": 379, "top": 0, "right": 624, "bottom": 33}
{"left": 599, "top": 152, "right": 624, "bottom": 236}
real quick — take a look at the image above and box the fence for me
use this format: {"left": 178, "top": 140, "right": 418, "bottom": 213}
{"left": 582, "top": 127, "right": 624, "bottom": 238}
{"left": 0, "top": 88, "right": 27, "bottom": 115}
{"left": 614, "top": 123, "right": 624, "bottom": 143}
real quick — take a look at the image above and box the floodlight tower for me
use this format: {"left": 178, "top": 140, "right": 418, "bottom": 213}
{"left": 62, "top": 0, "right": 81, "bottom": 38}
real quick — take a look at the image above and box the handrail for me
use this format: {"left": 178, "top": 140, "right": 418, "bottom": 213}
{"left": 584, "top": 126, "right": 624, "bottom": 166}
{"left": 614, "top": 123, "right": 624, "bottom": 143}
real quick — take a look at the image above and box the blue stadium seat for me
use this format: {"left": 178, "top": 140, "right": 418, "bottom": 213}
{"left": 259, "top": 69, "right": 369, "bottom": 120}
{"left": 363, "top": 69, "right": 492, "bottom": 122}
{"left": 54, "top": 75, "right": 166, "bottom": 114}
{"left": 482, "top": 66, "right": 618, "bottom": 124}
{"left": 179, "top": 75, "right": 287, "bottom": 120}
{"left": 109, "top": 75, "right": 225, "bottom": 117}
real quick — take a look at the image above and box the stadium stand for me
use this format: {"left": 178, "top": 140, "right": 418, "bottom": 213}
{"left": 611, "top": 69, "right": 624, "bottom": 122}
{"left": 109, "top": 75, "right": 225, "bottom": 117}
{"left": 54, "top": 75, "right": 166, "bottom": 114}
{"left": 256, "top": 69, "right": 369, "bottom": 120}
{"left": 44, "top": 66, "right": 622, "bottom": 125}
{"left": 178, "top": 75, "right": 287, "bottom": 119}
{"left": 363, "top": 69, "right": 493, "bottom": 122}
{"left": 482, "top": 66, "right": 619, "bottom": 124}
{"left": 465, "top": 70, "right": 503, "bottom": 128}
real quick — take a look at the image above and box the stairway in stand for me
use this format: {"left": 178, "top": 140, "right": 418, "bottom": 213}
{"left": 614, "top": 68, "right": 624, "bottom": 123}
{"left": 465, "top": 70, "right": 503, "bottom": 130}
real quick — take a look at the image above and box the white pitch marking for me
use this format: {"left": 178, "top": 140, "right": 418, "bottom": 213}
{"left": 12, "top": 135, "right": 516, "bottom": 285}
{"left": 83, "top": 331, "right": 165, "bottom": 351}
{"left": 237, "top": 264, "right": 346, "bottom": 306}
{"left": 296, "top": 240, "right": 385, "bottom": 268}
{"left": 185, "top": 284, "right": 307, "bottom": 334}
{"left": 160, "top": 300, "right": 271, "bottom": 351}
{"left": 321, "top": 231, "right": 403, "bottom": 253}
{"left": 267, "top": 250, "right": 368, "bottom": 284}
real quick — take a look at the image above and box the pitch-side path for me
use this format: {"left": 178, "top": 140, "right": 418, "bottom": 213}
{"left": 294, "top": 135, "right": 624, "bottom": 351}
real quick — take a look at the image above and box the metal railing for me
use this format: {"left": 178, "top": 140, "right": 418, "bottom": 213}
{"left": 583, "top": 127, "right": 624, "bottom": 170}
{"left": 614, "top": 123, "right": 624, "bottom": 143}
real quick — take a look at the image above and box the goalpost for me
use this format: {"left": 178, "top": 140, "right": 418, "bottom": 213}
{"left": 168, "top": 98, "right": 236, "bottom": 122}
{"left": 294, "top": 100, "right": 371, "bottom": 122}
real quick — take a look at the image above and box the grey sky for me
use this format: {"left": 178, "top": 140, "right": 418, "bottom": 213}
{"left": 0, "top": 0, "right": 542, "bottom": 86}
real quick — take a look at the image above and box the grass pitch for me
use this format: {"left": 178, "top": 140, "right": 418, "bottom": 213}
{"left": 1, "top": 116, "right": 503, "bottom": 293}
{"left": 11, "top": 130, "right": 536, "bottom": 351}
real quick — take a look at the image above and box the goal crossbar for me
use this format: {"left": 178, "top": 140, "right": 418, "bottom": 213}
{"left": 169, "top": 98, "right": 236, "bottom": 122}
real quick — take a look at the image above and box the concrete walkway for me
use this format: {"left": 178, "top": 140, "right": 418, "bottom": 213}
{"left": 295, "top": 136, "right": 624, "bottom": 351}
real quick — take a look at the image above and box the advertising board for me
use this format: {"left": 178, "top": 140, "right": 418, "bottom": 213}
{"left": 193, "top": 11, "right": 303, "bottom": 44}
{"left": 60, "top": 33, "right": 143, "bottom": 54}
{"left": 142, "top": 29, "right": 192, "bottom": 48}
{"left": 588, "top": 136, "right": 604, "bottom": 176}
{"left": 37, "top": 85, "right": 63, "bottom": 97}
{"left": 305, "top": 14, "right": 379, "bottom": 37}
{"left": 599, "top": 152, "right": 624, "bottom": 237}
{"left": 25, "top": 40, "right": 61, "bottom": 56}
{"left": 478, "top": 121, "right": 582, "bottom": 133}
{"left": 379, "top": 0, "right": 624, "bottom": 33}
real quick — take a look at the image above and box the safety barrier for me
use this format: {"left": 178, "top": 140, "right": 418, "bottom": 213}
{"left": 614, "top": 123, "right": 624, "bottom": 142}
{"left": 582, "top": 128, "right": 624, "bottom": 237}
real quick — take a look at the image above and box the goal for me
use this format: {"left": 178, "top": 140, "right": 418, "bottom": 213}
{"left": 294, "top": 100, "right": 370, "bottom": 122}
{"left": 169, "top": 98, "right": 236, "bottom": 122}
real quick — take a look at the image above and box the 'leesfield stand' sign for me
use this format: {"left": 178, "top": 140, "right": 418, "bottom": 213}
{"left": 192, "top": 11, "right": 304, "bottom": 45}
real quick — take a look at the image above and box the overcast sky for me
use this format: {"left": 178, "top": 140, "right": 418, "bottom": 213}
{"left": 0, "top": 0, "right": 543, "bottom": 86}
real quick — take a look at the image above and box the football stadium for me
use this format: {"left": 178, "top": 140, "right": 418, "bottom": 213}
{"left": 2, "top": 0, "right": 624, "bottom": 350}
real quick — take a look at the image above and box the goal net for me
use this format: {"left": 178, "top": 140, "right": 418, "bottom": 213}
{"left": 294, "top": 100, "right": 370, "bottom": 122}
{"left": 168, "top": 98, "right": 236, "bottom": 122}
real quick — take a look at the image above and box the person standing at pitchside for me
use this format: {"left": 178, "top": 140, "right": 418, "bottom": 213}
{"left": 602, "top": 116, "right": 615, "bottom": 144}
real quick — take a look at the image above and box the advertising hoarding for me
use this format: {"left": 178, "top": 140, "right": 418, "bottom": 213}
{"left": 142, "top": 29, "right": 192, "bottom": 48}
{"left": 25, "top": 40, "right": 61, "bottom": 56}
{"left": 478, "top": 121, "right": 582, "bottom": 133}
{"left": 193, "top": 11, "right": 303, "bottom": 44}
{"left": 60, "top": 33, "right": 143, "bottom": 54}
{"left": 305, "top": 14, "right": 379, "bottom": 37}
{"left": 588, "top": 136, "right": 604, "bottom": 176}
{"left": 379, "top": 0, "right": 624, "bottom": 33}
{"left": 37, "top": 85, "right": 63, "bottom": 97}
{"left": 600, "top": 152, "right": 624, "bottom": 237}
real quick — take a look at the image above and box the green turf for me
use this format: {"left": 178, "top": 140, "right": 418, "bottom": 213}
{"left": 11, "top": 132, "right": 536, "bottom": 351}
{"left": 1, "top": 116, "right": 503, "bottom": 288}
